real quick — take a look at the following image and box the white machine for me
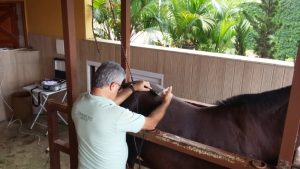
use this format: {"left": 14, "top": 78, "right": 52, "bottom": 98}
{"left": 41, "top": 79, "right": 66, "bottom": 92}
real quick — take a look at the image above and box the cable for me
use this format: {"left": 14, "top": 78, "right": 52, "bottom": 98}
{"left": 0, "top": 72, "right": 41, "bottom": 145}
{"left": 6, "top": 118, "right": 41, "bottom": 145}
{"left": 0, "top": 74, "right": 16, "bottom": 127}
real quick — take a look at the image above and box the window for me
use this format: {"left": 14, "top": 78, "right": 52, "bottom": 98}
{"left": 0, "top": 2, "right": 27, "bottom": 48}
{"left": 86, "top": 60, "right": 164, "bottom": 91}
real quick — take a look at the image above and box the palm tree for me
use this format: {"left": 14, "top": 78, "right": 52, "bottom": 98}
{"left": 92, "top": 0, "right": 121, "bottom": 40}
{"left": 160, "top": 0, "right": 215, "bottom": 48}
{"left": 210, "top": 7, "right": 237, "bottom": 52}
{"left": 234, "top": 18, "right": 251, "bottom": 55}
{"left": 92, "top": 0, "right": 163, "bottom": 41}
{"left": 131, "top": 0, "right": 161, "bottom": 33}
{"left": 192, "top": 1, "right": 244, "bottom": 53}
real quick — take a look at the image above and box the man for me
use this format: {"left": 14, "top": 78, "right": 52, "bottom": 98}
{"left": 72, "top": 61, "right": 173, "bottom": 169}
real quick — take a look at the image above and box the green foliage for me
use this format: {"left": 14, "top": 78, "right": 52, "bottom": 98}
{"left": 131, "top": 0, "right": 161, "bottom": 32}
{"left": 92, "top": 0, "right": 161, "bottom": 40}
{"left": 92, "top": 0, "right": 300, "bottom": 61}
{"left": 240, "top": 0, "right": 300, "bottom": 60}
{"left": 92, "top": 0, "right": 121, "bottom": 40}
{"left": 242, "top": 0, "right": 280, "bottom": 58}
{"left": 161, "top": 0, "right": 216, "bottom": 48}
{"left": 273, "top": 0, "right": 300, "bottom": 60}
{"left": 238, "top": 2, "right": 261, "bottom": 50}
{"left": 207, "top": 6, "right": 238, "bottom": 52}
{"left": 234, "top": 19, "right": 251, "bottom": 55}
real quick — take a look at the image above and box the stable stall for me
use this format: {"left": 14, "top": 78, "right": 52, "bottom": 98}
{"left": 46, "top": 0, "right": 300, "bottom": 169}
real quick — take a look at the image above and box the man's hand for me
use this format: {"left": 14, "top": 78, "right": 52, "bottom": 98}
{"left": 142, "top": 86, "right": 173, "bottom": 130}
{"left": 161, "top": 86, "right": 173, "bottom": 104}
{"left": 132, "top": 81, "right": 152, "bottom": 92}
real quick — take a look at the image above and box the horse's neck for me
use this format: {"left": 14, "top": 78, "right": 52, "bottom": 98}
{"left": 157, "top": 97, "right": 203, "bottom": 138}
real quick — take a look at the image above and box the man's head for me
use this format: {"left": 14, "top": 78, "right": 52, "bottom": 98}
{"left": 92, "top": 61, "right": 125, "bottom": 98}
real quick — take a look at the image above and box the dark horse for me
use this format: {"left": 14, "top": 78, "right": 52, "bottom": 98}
{"left": 121, "top": 85, "right": 292, "bottom": 169}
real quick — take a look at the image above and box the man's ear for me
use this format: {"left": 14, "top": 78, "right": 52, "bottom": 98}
{"left": 109, "top": 83, "right": 114, "bottom": 91}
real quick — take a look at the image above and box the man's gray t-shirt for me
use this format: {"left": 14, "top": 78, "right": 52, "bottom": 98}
{"left": 72, "top": 92, "right": 145, "bottom": 169}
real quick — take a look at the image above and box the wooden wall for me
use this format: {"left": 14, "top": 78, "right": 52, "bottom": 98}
{"left": 28, "top": 34, "right": 294, "bottom": 104}
{"left": 77, "top": 39, "right": 294, "bottom": 103}
{"left": 0, "top": 49, "right": 41, "bottom": 121}
{"left": 130, "top": 48, "right": 294, "bottom": 103}
{"left": 28, "top": 34, "right": 57, "bottom": 79}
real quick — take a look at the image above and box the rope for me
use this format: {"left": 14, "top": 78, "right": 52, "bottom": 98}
{"left": 92, "top": 2, "right": 143, "bottom": 168}
{"left": 92, "top": 0, "right": 134, "bottom": 82}
{"left": 120, "top": 35, "right": 134, "bottom": 82}
{"left": 91, "top": 0, "right": 101, "bottom": 57}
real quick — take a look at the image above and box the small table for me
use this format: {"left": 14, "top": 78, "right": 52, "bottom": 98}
{"left": 23, "top": 84, "right": 68, "bottom": 130}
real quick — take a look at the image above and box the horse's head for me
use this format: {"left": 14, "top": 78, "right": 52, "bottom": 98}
{"left": 121, "top": 84, "right": 164, "bottom": 116}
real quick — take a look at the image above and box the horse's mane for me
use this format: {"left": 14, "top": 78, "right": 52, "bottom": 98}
{"left": 147, "top": 84, "right": 291, "bottom": 117}
{"left": 215, "top": 86, "right": 291, "bottom": 115}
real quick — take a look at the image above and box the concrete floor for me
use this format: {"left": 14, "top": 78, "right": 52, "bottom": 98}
{"left": 0, "top": 116, "right": 70, "bottom": 169}
{"left": 0, "top": 116, "right": 148, "bottom": 169}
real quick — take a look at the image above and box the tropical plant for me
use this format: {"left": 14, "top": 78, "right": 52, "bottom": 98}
{"left": 92, "top": 0, "right": 162, "bottom": 40}
{"left": 131, "top": 0, "right": 160, "bottom": 33}
{"left": 207, "top": 5, "right": 239, "bottom": 52}
{"left": 160, "top": 0, "right": 215, "bottom": 48}
{"left": 93, "top": 0, "right": 121, "bottom": 40}
{"left": 234, "top": 17, "right": 251, "bottom": 55}
{"left": 243, "top": 0, "right": 280, "bottom": 58}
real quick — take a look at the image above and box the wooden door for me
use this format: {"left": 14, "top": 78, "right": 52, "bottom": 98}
{"left": 0, "top": 3, "right": 19, "bottom": 48}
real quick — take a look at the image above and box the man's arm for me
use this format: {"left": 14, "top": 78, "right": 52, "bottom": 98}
{"left": 114, "top": 81, "right": 151, "bottom": 105}
{"left": 114, "top": 87, "right": 134, "bottom": 105}
{"left": 143, "top": 86, "right": 173, "bottom": 130}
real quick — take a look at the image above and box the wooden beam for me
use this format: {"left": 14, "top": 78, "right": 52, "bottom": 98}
{"left": 278, "top": 44, "right": 300, "bottom": 168}
{"left": 61, "top": 0, "right": 78, "bottom": 105}
{"left": 120, "top": 0, "right": 131, "bottom": 82}
{"left": 54, "top": 139, "right": 70, "bottom": 154}
{"left": 60, "top": 0, "right": 78, "bottom": 169}
{"left": 131, "top": 130, "right": 270, "bottom": 169}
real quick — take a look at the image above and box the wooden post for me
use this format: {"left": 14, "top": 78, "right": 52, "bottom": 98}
{"left": 120, "top": 0, "right": 131, "bottom": 82}
{"left": 278, "top": 44, "right": 300, "bottom": 168}
{"left": 47, "top": 105, "right": 61, "bottom": 169}
{"left": 61, "top": 0, "right": 78, "bottom": 104}
{"left": 60, "top": 0, "right": 78, "bottom": 169}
